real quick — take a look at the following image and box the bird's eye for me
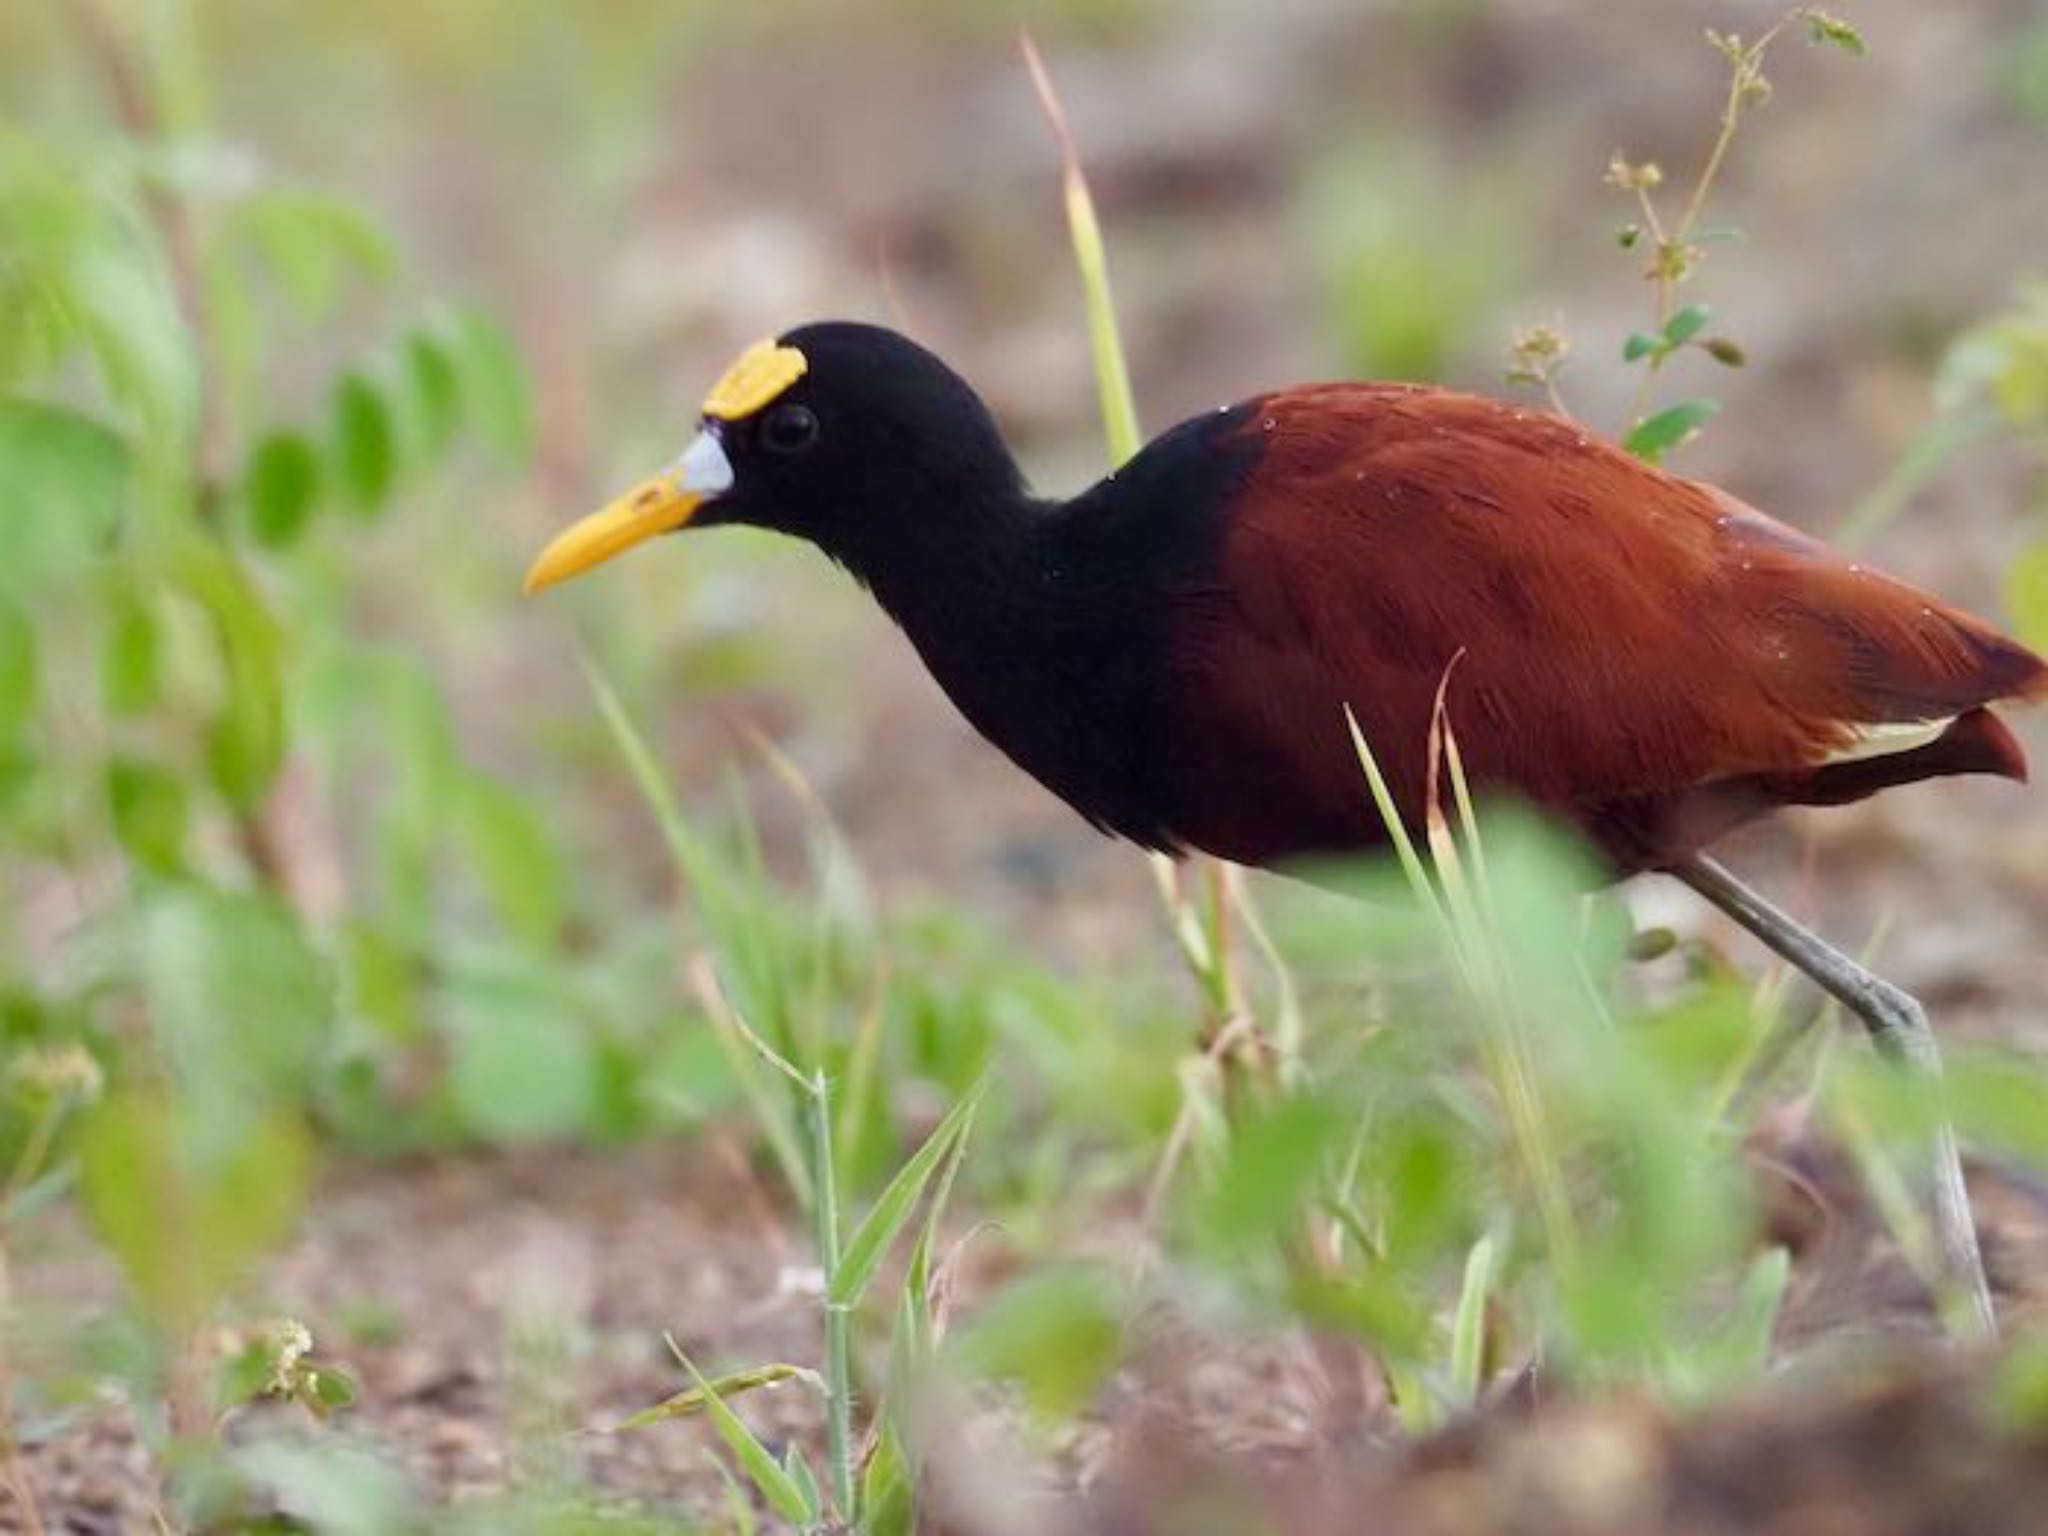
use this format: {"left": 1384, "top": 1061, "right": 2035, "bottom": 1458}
{"left": 760, "top": 404, "right": 820, "bottom": 456}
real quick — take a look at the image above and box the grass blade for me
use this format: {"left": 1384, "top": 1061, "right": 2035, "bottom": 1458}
{"left": 687, "top": 956, "right": 815, "bottom": 1210}
{"left": 582, "top": 655, "right": 734, "bottom": 917}
{"left": 1449, "top": 1233, "right": 1498, "bottom": 1406}
{"left": 663, "top": 1335, "right": 818, "bottom": 1526}
{"left": 617, "top": 1362, "right": 824, "bottom": 1430}
{"left": 1020, "top": 31, "right": 1141, "bottom": 464}
{"left": 1344, "top": 706, "right": 1450, "bottom": 937}
{"left": 829, "top": 1076, "right": 987, "bottom": 1309}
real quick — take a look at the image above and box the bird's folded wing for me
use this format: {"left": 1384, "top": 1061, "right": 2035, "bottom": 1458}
{"left": 1169, "top": 386, "right": 2045, "bottom": 832}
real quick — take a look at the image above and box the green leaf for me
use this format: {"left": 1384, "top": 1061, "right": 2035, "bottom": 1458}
{"left": 447, "top": 974, "right": 597, "bottom": 1142}
{"left": 238, "top": 190, "right": 397, "bottom": 321}
{"left": 108, "top": 757, "right": 188, "bottom": 874}
{"left": 1662, "top": 303, "right": 1713, "bottom": 346}
{"left": 859, "top": 1430, "right": 915, "bottom": 1536}
{"left": 1803, "top": 9, "right": 1866, "bottom": 55}
{"left": 215, "top": 1337, "right": 275, "bottom": 1411}
{"left": 443, "top": 306, "right": 531, "bottom": 465}
{"left": 308, "top": 1364, "right": 359, "bottom": 1413}
{"left": 2006, "top": 540, "right": 2048, "bottom": 654}
{"left": 80, "top": 1095, "right": 312, "bottom": 1332}
{"left": 330, "top": 371, "right": 397, "bottom": 515}
{"left": 1992, "top": 1327, "right": 2048, "bottom": 1430}
{"left": 665, "top": 1338, "right": 817, "bottom": 1525}
{"left": 404, "top": 328, "right": 463, "bottom": 456}
{"left": 455, "top": 773, "right": 567, "bottom": 945}
{"left": 172, "top": 546, "right": 286, "bottom": 810}
{"left": 954, "top": 1265, "right": 1124, "bottom": 1419}
{"left": 234, "top": 1439, "right": 417, "bottom": 1536}
{"left": 1191, "top": 1089, "right": 1349, "bottom": 1253}
{"left": 243, "top": 430, "right": 322, "bottom": 548}
{"left": 1622, "top": 331, "right": 1661, "bottom": 363}
{"left": 0, "top": 397, "right": 131, "bottom": 591}
{"left": 1449, "top": 1233, "right": 1498, "bottom": 1405}
{"left": 1946, "top": 1051, "right": 2048, "bottom": 1165}
{"left": 829, "top": 1077, "right": 986, "bottom": 1309}
{"left": 343, "top": 921, "right": 423, "bottom": 1044}
{"left": 1623, "top": 398, "right": 1720, "bottom": 463}
{"left": 68, "top": 234, "right": 197, "bottom": 442}
{"left": 142, "top": 887, "right": 335, "bottom": 1113}
{"left": 783, "top": 1445, "right": 823, "bottom": 1526}
{"left": 0, "top": 595, "right": 37, "bottom": 739}
{"left": 1675, "top": 1245, "right": 1790, "bottom": 1396}
{"left": 99, "top": 588, "right": 160, "bottom": 715}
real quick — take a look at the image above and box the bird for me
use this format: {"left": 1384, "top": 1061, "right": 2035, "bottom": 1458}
{"left": 527, "top": 320, "right": 2045, "bottom": 1329}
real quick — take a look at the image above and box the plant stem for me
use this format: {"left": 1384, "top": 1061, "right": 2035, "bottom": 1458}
{"left": 67, "top": 0, "right": 293, "bottom": 901}
{"left": 1626, "top": 14, "right": 1795, "bottom": 430}
{"left": 807, "top": 1071, "right": 857, "bottom": 1522}
{"left": 66, "top": 0, "right": 230, "bottom": 488}
{"left": 1022, "top": 31, "right": 1284, "bottom": 1082}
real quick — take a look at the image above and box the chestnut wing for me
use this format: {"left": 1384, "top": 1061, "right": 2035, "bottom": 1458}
{"left": 1156, "top": 385, "right": 2043, "bottom": 871}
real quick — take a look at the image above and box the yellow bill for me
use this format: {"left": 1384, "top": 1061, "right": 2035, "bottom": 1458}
{"left": 523, "top": 427, "right": 735, "bottom": 594}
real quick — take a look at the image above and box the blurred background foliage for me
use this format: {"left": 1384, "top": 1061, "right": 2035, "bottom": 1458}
{"left": 4, "top": 0, "right": 2048, "bottom": 1529}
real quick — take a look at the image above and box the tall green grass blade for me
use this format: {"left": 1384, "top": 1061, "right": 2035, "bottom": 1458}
{"left": 1023, "top": 32, "right": 1262, "bottom": 1015}
{"left": 1449, "top": 1232, "right": 1498, "bottom": 1406}
{"left": 831, "top": 1076, "right": 987, "bottom": 1308}
{"left": 803, "top": 1066, "right": 856, "bottom": 1522}
{"left": 1021, "top": 33, "right": 1141, "bottom": 465}
{"left": 580, "top": 657, "right": 729, "bottom": 909}
{"left": 858, "top": 1428, "right": 916, "bottom": 1536}
{"left": 1344, "top": 707, "right": 1450, "bottom": 936}
{"left": 688, "top": 957, "right": 814, "bottom": 1210}
{"left": 838, "top": 973, "right": 890, "bottom": 1174}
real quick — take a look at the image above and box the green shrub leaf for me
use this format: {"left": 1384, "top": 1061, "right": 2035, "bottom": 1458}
{"left": 1662, "top": 303, "right": 1713, "bottom": 346}
{"left": 100, "top": 588, "right": 161, "bottom": 715}
{"left": 1624, "top": 398, "right": 1720, "bottom": 462}
{"left": 447, "top": 974, "right": 597, "bottom": 1142}
{"left": 404, "top": 328, "right": 463, "bottom": 455}
{"left": 108, "top": 757, "right": 189, "bottom": 874}
{"left": 954, "top": 1265, "right": 1124, "bottom": 1419}
{"left": 0, "top": 398, "right": 132, "bottom": 591}
{"left": 244, "top": 430, "right": 322, "bottom": 547}
{"left": 0, "top": 595, "right": 37, "bottom": 739}
{"left": 331, "top": 371, "right": 397, "bottom": 515}
{"left": 443, "top": 306, "right": 531, "bottom": 465}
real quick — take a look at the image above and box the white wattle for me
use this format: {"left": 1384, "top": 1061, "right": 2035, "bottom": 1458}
{"left": 668, "top": 428, "right": 734, "bottom": 497}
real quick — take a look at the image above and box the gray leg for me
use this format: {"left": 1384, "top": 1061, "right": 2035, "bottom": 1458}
{"left": 1671, "top": 853, "right": 1995, "bottom": 1339}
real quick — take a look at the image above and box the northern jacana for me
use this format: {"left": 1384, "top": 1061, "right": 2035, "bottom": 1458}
{"left": 528, "top": 322, "right": 2045, "bottom": 1330}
